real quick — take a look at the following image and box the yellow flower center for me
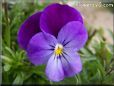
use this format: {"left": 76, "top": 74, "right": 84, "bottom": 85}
{"left": 55, "top": 44, "right": 63, "bottom": 56}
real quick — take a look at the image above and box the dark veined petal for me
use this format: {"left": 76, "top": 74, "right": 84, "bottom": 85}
{"left": 61, "top": 50, "right": 82, "bottom": 77}
{"left": 18, "top": 12, "right": 42, "bottom": 50}
{"left": 57, "top": 21, "right": 88, "bottom": 51}
{"left": 40, "top": 3, "right": 83, "bottom": 37}
{"left": 27, "top": 32, "right": 57, "bottom": 65}
{"left": 46, "top": 54, "right": 64, "bottom": 82}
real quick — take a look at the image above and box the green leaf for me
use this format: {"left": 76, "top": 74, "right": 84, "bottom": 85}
{"left": 13, "top": 73, "right": 24, "bottom": 85}
{"left": 107, "top": 29, "right": 114, "bottom": 40}
{"left": 81, "top": 56, "right": 96, "bottom": 64}
{"left": 1, "top": 55, "right": 12, "bottom": 63}
{"left": 4, "top": 64, "right": 11, "bottom": 72}
{"left": 4, "top": 47, "right": 15, "bottom": 58}
{"left": 93, "top": 41, "right": 112, "bottom": 67}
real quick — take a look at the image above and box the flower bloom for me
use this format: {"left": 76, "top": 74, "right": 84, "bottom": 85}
{"left": 18, "top": 3, "right": 88, "bottom": 82}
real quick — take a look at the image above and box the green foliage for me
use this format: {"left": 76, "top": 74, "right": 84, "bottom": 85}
{"left": 1, "top": 0, "right": 114, "bottom": 85}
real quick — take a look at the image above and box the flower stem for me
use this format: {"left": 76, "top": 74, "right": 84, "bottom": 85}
{"left": 74, "top": 75, "right": 78, "bottom": 84}
{"left": 49, "top": 80, "right": 53, "bottom": 85}
{"left": 3, "top": 0, "right": 11, "bottom": 47}
{"left": 86, "top": 29, "right": 97, "bottom": 47}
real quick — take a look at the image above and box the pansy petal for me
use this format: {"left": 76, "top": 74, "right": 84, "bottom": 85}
{"left": 46, "top": 55, "right": 64, "bottom": 82}
{"left": 18, "top": 12, "right": 42, "bottom": 50}
{"left": 57, "top": 21, "right": 88, "bottom": 51}
{"left": 40, "top": 3, "right": 83, "bottom": 37}
{"left": 61, "top": 50, "right": 82, "bottom": 77}
{"left": 27, "top": 32, "right": 57, "bottom": 65}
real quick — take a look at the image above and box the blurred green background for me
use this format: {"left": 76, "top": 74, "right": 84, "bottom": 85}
{"left": 1, "top": 0, "right": 114, "bottom": 85}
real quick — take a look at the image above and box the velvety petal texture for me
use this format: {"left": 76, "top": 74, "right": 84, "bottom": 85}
{"left": 27, "top": 32, "right": 57, "bottom": 65}
{"left": 40, "top": 3, "right": 83, "bottom": 37}
{"left": 61, "top": 50, "right": 82, "bottom": 77}
{"left": 46, "top": 55, "right": 64, "bottom": 82}
{"left": 18, "top": 12, "right": 42, "bottom": 50}
{"left": 57, "top": 21, "right": 88, "bottom": 51}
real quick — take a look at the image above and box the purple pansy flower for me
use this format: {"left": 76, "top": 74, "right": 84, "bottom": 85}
{"left": 27, "top": 21, "right": 88, "bottom": 81}
{"left": 18, "top": 3, "right": 88, "bottom": 82}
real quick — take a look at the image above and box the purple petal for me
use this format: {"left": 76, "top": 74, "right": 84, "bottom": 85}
{"left": 18, "top": 12, "right": 42, "bottom": 50}
{"left": 27, "top": 32, "right": 57, "bottom": 65}
{"left": 40, "top": 3, "right": 83, "bottom": 37}
{"left": 46, "top": 55, "right": 64, "bottom": 82}
{"left": 61, "top": 50, "right": 82, "bottom": 77}
{"left": 57, "top": 21, "right": 88, "bottom": 51}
